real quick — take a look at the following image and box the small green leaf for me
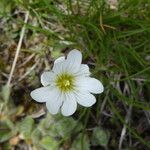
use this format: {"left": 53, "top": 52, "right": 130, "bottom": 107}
{"left": 38, "top": 114, "right": 54, "bottom": 135}
{"left": 31, "top": 128, "right": 41, "bottom": 144}
{"left": 0, "top": 0, "right": 13, "bottom": 14}
{"left": 70, "top": 133, "right": 90, "bottom": 150}
{"left": 0, "top": 120, "right": 15, "bottom": 143}
{"left": 19, "top": 116, "right": 34, "bottom": 140}
{"left": 91, "top": 127, "right": 110, "bottom": 147}
{"left": 40, "top": 136, "right": 58, "bottom": 150}
{"left": 1, "top": 85, "right": 11, "bottom": 102}
{"left": 5, "top": 119, "right": 15, "bottom": 130}
{"left": 0, "top": 130, "right": 12, "bottom": 143}
{"left": 1, "top": 142, "right": 11, "bottom": 150}
{"left": 51, "top": 117, "right": 82, "bottom": 137}
{"left": 51, "top": 49, "right": 62, "bottom": 59}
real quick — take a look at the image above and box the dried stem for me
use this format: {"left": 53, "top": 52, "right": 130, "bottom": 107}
{"left": 119, "top": 105, "right": 132, "bottom": 150}
{"left": 7, "top": 11, "right": 29, "bottom": 87}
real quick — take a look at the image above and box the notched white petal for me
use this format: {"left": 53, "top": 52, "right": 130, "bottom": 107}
{"left": 54, "top": 56, "right": 65, "bottom": 64}
{"left": 76, "top": 77, "right": 104, "bottom": 94}
{"left": 41, "top": 71, "right": 55, "bottom": 86}
{"left": 66, "top": 49, "right": 82, "bottom": 73}
{"left": 75, "top": 64, "right": 90, "bottom": 76}
{"left": 52, "top": 56, "right": 66, "bottom": 74}
{"left": 46, "top": 91, "right": 63, "bottom": 115}
{"left": 75, "top": 91, "right": 96, "bottom": 107}
{"left": 61, "top": 93, "right": 77, "bottom": 116}
{"left": 52, "top": 60, "right": 66, "bottom": 74}
{"left": 30, "top": 86, "right": 52, "bottom": 103}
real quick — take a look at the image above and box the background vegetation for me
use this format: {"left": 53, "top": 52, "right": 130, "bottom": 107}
{"left": 0, "top": 0, "right": 150, "bottom": 149}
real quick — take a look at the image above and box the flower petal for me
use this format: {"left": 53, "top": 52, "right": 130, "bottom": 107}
{"left": 54, "top": 56, "right": 65, "bottom": 64}
{"left": 75, "top": 90, "right": 96, "bottom": 107}
{"left": 30, "top": 86, "right": 53, "bottom": 103}
{"left": 75, "top": 64, "right": 90, "bottom": 76}
{"left": 52, "top": 57, "right": 68, "bottom": 74}
{"left": 52, "top": 56, "right": 66, "bottom": 74}
{"left": 65, "top": 49, "right": 82, "bottom": 73}
{"left": 75, "top": 77, "right": 104, "bottom": 94}
{"left": 46, "top": 89, "right": 63, "bottom": 115}
{"left": 41, "top": 71, "right": 56, "bottom": 86}
{"left": 61, "top": 93, "right": 77, "bottom": 116}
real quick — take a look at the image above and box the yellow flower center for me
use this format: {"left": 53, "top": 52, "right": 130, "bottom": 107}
{"left": 56, "top": 73, "right": 75, "bottom": 92}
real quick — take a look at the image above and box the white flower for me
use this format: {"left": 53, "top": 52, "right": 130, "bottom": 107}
{"left": 30, "top": 49, "right": 104, "bottom": 116}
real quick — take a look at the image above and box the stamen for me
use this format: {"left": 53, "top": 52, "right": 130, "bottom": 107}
{"left": 64, "top": 80, "right": 70, "bottom": 87}
{"left": 55, "top": 73, "right": 75, "bottom": 92}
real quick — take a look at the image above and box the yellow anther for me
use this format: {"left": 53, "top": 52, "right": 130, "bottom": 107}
{"left": 55, "top": 73, "right": 75, "bottom": 92}
{"left": 64, "top": 80, "right": 70, "bottom": 87}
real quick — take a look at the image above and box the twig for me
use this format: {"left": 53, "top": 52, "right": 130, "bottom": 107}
{"left": 98, "top": 90, "right": 110, "bottom": 124}
{"left": 16, "top": 59, "right": 39, "bottom": 83}
{"left": 100, "top": 90, "right": 109, "bottom": 113}
{"left": 119, "top": 105, "right": 132, "bottom": 150}
{"left": 100, "top": 15, "right": 106, "bottom": 34}
{"left": 131, "top": 78, "right": 147, "bottom": 82}
{"left": 18, "top": 53, "right": 35, "bottom": 68}
{"left": 7, "top": 11, "right": 29, "bottom": 87}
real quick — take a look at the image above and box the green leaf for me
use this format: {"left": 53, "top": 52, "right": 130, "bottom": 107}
{"left": 5, "top": 119, "right": 15, "bottom": 130}
{"left": 40, "top": 136, "right": 58, "bottom": 150}
{"left": 31, "top": 128, "right": 42, "bottom": 144}
{"left": 0, "top": 0, "right": 13, "bottom": 14}
{"left": 1, "top": 142, "right": 11, "bottom": 150}
{"left": 19, "top": 116, "right": 34, "bottom": 140}
{"left": 1, "top": 85, "right": 11, "bottom": 102}
{"left": 70, "top": 133, "right": 90, "bottom": 150}
{"left": 38, "top": 114, "right": 54, "bottom": 135}
{"left": 91, "top": 127, "right": 110, "bottom": 147}
{"left": 51, "top": 117, "right": 82, "bottom": 137}
{"left": 0, "top": 119, "right": 15, "bottom": 143}
{"left": 51, "top": 48, "right": 62, "bottom": 59}
{"left": 0, "top": 130, "right": 12, "bottom": 143}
